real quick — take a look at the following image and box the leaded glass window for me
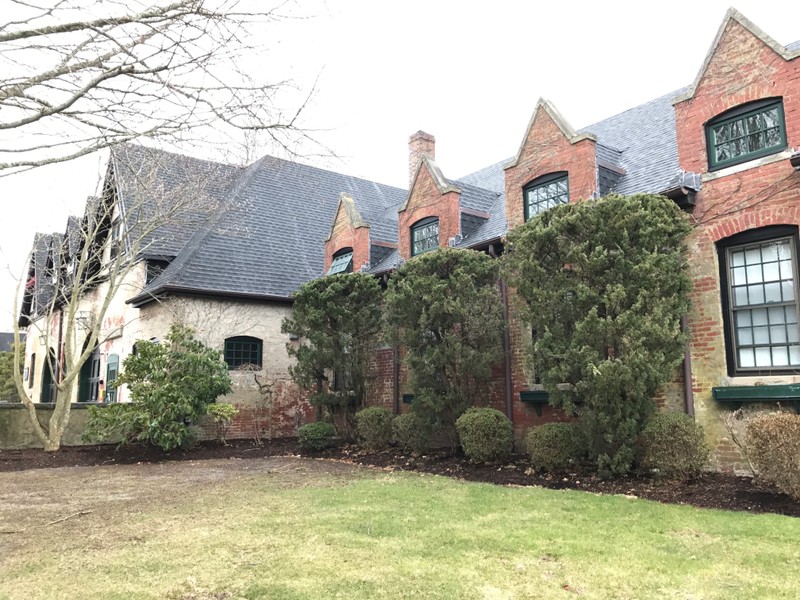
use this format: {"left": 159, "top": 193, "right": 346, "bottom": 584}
{"left": 723, "top": 233, "right": 800, "bottom": 373}
{"left": 327, "top": 250, "right": 353, "bottom": 275}
{"left": 524, "top": 173, "right": 569, "bottom": 221}
{"left": 707, "top": 99, "right": 786, "bottom": 169}
{"left": 224, "top": 336, "right": 263, "bottom": 370}
{"left": 411, "top": 217, "right": 439, "bottom": 256}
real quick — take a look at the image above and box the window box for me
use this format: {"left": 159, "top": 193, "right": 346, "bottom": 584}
{"left": 713, "top": 384, "right": 800, "bottom": 405}
{"left": 520, "top": 390, "right": 549, "bottom": 416}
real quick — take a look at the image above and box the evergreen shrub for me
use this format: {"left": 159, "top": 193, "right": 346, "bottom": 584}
{"left": 355, "top": 406, "right": 393, "bottom": 450}
{"left": 298, "top": 421, "right": 336, "bottom": 452}
{"left": 526, "top": 422, "right": 584, "bottom": 473}
{"left": 392, "top": 412, "right": 431, "bottom": 453}
{"left": 639, "top": 412, "right": 708, "bottom": 480}
{"left": 455, "top": 407, "right": 513, "bottom": 463}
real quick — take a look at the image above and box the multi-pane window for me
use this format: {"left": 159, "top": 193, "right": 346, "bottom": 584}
{"left": 720, "top": 228, "right": 800, "bottom": 374}
{"left": 524, "top": 173, "right": 569, "bottom": 221}
{"left": 224, "top": 336, "right": 263, "bottom": 370}
{"left": 706, "top": 99, "right": 786, "bottom": 170}
{"left": 411, "top": 217, "right": 439, "bottom": 256}
{"left": 327, "top": 249, "right": 353, "bottom": 275}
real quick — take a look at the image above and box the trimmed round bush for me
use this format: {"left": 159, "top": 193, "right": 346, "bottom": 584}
{"left": 455, "top": 407, "right": 513, "bottom": 463}
{"left": 747, "top": 413, "right": 800, "bottom": 500}
{"left": 639, "top": 412, "right": 708, "bottom": 480}
{"left": 526, "top": 422, "right": 583, "bottom": 472}
{"left": 355, "top": 406, "right": 393, "bottom": 450}
{"left": 392, "top": 412, "right": 431, "bottom": 453}
{"left": 298, "top": 421, "right": 336, "bottom": 452}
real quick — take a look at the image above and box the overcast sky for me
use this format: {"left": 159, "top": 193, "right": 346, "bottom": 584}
{"left": 2, "top": 0, "right": 800, "bottom": 326}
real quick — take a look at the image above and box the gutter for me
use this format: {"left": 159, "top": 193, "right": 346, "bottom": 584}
{"left": 128, "top": 285, "right": 294, "bottom": 308}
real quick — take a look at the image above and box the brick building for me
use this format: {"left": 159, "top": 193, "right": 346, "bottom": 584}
{"left": 15, "top": 9, "right": 800, "bottom": 469}
{"left": 325, "top": 9, "right": 800, "bottom": 470}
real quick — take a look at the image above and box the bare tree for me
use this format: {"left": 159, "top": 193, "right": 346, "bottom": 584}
{"left": 11, "top": 146, "right": 235, "bottom": 450}
{"left": 0, "top": 0, "right": 319, "bottom": 175}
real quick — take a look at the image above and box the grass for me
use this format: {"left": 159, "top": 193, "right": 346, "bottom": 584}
{"left": 1, "top": 457, "right": 800, "bottom": 599}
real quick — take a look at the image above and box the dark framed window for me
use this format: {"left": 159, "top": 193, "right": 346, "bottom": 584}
{"left": 706, "top": 98, "right": 787, "bottom": 170}
{"left": 146, "top": 259, "right": 170, "bottom": 284}
{"left": 224, "top": 336, "right": 263, "bottom": 370}
{"left": 411, "top": 217, "right": 439, "bottom": 256}
{"left": 718, "top": 226, "right": 800, "bottom": 375}
{"left": 524, "top": 172, "right": 569, "bottom": 221}
{"left": 28, "top": 353, "right": 35, "bottom": 389}
{"left": 106, "top": 354, "right": 119, "bottom": 403}
{"left": 110, "top": 218, "right": 122, "bottom": 259}
{"left": 327, "top": 247, "right": 353, "bottom": 275}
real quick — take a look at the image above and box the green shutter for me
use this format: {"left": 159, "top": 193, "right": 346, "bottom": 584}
{"left": 106, "top": 354, "right": 119, "bottom": 403}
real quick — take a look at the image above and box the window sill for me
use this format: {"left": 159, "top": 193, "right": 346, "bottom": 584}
{"left": 702, "top": 149, "right": 793, "bottom": 183}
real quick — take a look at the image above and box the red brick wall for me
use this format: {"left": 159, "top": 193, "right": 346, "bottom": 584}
{"left": 504, "top": 105, "right": 597, "bottom": 230}
{"left": 501, "top": 106, "right": 598, "bottom": 442}
{"left": 674, "top": 17, "right": 800, "bottom": 471}
{"left": 324, "top": 208, "right": 371, "bottom": 273}
{"left": 398, "top": 163, "right": 461, "bottom": 261}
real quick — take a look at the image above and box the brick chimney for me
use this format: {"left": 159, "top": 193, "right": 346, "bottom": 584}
{"left": 408, "top": 131, "right": 435, "bottom": 187}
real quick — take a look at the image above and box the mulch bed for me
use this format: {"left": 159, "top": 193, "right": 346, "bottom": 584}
{"left": 2, "top": 438, "right": 798, "bottom": 518}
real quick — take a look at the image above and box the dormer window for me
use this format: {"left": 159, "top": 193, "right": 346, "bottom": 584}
{"left": 327, "top": 247, "right": 353, "bottom": 275}
{"left": 411, "top": 217, "right": 439, "bottom": 256}
{"left": 706, "top": 98, "right": 786, "bottom": 170}
{"left": 523, "top": 172, "right": 569, "bottom": 221}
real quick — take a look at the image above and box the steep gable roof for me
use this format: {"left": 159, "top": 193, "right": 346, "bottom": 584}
{"left": 674, "top": 8, "right": 800, "bottom": 104}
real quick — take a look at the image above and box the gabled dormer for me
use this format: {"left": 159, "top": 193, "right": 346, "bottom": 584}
{"left": 504, "top": 99, "right": 598, "bottom": 229}
{"left": 324, "top": 192, "right": 371, "bottom": 274}
{"left": 397, "top": 131, "right": 500, "bottom": 261}
{"left": 674, "top": 9, "right": 800, "bottom": 178}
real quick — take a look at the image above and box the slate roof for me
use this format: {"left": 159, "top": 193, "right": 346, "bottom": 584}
{"left": 111, "top": 145, "right": 242, "bottom": 259}
{"left": 128, "top": 150, "right": 406, "bottom": 304}
{"left": 578, "top": 87, "right": 689, "bottom": 195}
{"left": 0, "top": 332, "right": 24, "bottom": 353}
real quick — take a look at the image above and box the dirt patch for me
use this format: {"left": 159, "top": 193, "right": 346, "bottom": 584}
{"left": 1, "top": 438, "right": 798, "bottom": 517}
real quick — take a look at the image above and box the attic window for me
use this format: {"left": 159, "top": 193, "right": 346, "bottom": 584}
{"left": 524, "top": 172, "right": 569, "bottom": 221}
{"left": 706, "top": 98, "right": 786, "bottom": 170}
{"left": 327, "top": 248, "right": 353, "bottom": 275}
{"left": 411, "top": 217, "right": 439, "bottom": 256}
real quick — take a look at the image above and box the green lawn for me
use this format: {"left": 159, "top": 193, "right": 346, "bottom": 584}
{"left": 1, "top": 457, "right": 799, "bottom": 599}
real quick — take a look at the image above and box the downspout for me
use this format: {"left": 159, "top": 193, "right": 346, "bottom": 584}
{"left": 392, "top": 347, "right": 400, "bottom": 415}
{"left": 488, "top": 244, "right": 513, "bottom": 422}
{"left": 681, "top": 315, "right": 695, "bottom": 418}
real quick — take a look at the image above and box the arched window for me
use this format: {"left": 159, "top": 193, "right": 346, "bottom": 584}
{"left": 224, "top": 336, "right": 263, "bottom": 370}
{"left": 411, "top": 217, "right": 439, "bottom": 256}
{"left": 327, "top": 247, "right": 353, "bottom": 275}
{"left": 706, "top": 98, "right": 786, "bottom": 170}
{"left": 718, "top": 225, "right": 800, "bottom": 375}
{"left": 523, "top": 172, "right": 569, "bottom": 221}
